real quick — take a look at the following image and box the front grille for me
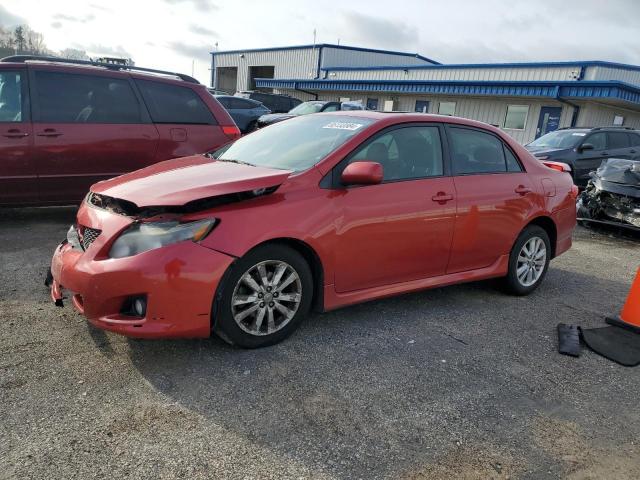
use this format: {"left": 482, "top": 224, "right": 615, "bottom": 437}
{"left": 80, "top": 226, "right": 101, "bottom": 251}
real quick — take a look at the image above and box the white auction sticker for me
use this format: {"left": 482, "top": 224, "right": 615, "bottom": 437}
{"left": 571, "top": 132, "right": 586, "bottom": 136}
{"left": 322, "top": 122, "right": 364, "bottom": 131}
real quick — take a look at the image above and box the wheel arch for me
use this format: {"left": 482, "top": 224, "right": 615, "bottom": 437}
{"left": 523, "top": 215, "right": 558, "bottom": 258}
{"left": 244, "top": 237, "right": 325, "bottom": 313}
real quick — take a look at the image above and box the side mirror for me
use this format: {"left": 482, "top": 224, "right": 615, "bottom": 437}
{"left": 578, "top": 143, "right": 594, "bottom": 152}
{"left": 341, "top": 161, "right": 383, "bottom": 186}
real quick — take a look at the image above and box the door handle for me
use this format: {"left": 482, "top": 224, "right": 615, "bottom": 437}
{"left": 3, "top": 129, "right": 29, "bottom": 138}
{"left": 431, "top": 192, "right": 454, "bottom": 204}
{"left": 514, "top": 185, "right": 532, "bottom": 195}
{"left": 37, "top": 129, "right": 63, "bottom": 137}
{"left": 601, "top": 152, "right": 609, "bottom": 156}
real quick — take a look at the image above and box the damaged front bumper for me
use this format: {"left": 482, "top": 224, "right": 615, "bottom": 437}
{"left": 577, "top": 159, "right": 640, "bottom": 231}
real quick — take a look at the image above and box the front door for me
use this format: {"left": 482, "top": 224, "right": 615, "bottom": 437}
{"left": 332, "top": 124, "right": 456, "bottom": 292}
{"left": 0, "top": 67, "right": 35, "bottom": 206}
{"left": 574, "top": 131, "right": 608, "bottom": 185}
{"left": 535, "top": 106, "right": 562, "bottom": 139}
{"left": 30, "top": 68, "right": 159, "bottom": 204}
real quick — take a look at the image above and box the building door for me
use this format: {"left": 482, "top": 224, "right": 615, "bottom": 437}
{"left": 366, "top": 98, "right": 378, "bottom": 110}
{"left": 535, "top": 106, "right": 562, "bottom": 139}
{"left": 216, "top": 67, "right": 238, "bottom": 93}
{"left": 415, "top": 100, "right": 430, "bottom": 113}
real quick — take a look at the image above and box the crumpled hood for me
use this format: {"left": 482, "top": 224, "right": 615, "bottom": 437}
{"left": 91, "top": 155, "right": 291, "bottom": 207}
{"left": 589, "top": 158, "right": 640, "bottom": 198}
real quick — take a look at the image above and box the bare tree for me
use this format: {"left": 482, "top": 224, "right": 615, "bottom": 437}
{"left": 59, "top": 48, "right": 90, "bottom": 60}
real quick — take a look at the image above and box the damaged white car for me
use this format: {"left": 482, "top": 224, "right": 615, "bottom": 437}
{"left": 577, "top": 158, "right": 640, "bottom": 230}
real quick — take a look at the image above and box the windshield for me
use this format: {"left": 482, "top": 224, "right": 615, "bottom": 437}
{"left": 288, "top": 102, "right": 325, "bottom": 115}
{"left": 212, "top": 114, "right": 374, "bottom": 172}
{"left": 528, "top": 130, "right": 587, "bottom": 149}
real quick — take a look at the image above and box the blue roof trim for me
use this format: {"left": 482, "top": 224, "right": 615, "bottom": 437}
{"left": 320, "top": 60, "right": 640, "bottom": 73}
{"left": 210, "top": 43, "right": 440, "bottom": 64}
{"left": 255, "top": 78, "right": 640, "bottom": 105}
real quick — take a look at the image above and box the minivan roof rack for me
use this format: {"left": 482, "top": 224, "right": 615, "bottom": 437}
{"left": 0, "top": 55, "right": 200, "bottom": 84}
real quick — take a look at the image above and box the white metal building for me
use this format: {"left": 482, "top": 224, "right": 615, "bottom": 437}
{"left": 211, "top": 44, "right": 640, "bottom": 144}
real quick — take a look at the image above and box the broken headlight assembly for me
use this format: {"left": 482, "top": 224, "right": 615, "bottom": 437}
{"left": 109, "top": 219, "right": 217, "bottom": 259}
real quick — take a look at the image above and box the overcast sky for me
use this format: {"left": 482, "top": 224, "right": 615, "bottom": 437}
{"left": 1, "top": 0, "right": 638, "bottom": 84}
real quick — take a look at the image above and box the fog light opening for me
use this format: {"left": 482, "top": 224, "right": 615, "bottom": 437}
{"left": 121, "top": 295, "right": 147, "bottom": 318}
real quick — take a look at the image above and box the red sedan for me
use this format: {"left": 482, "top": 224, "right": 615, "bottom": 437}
{"left": 50, "top": 112, "right": 577, "bottom": 348}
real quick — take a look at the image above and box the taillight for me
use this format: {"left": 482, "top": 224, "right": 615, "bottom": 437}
{"left": 222, "top": 125, "right": 241, "bottom": 139}
{"left": 542, "top": 160, "right": 571, "bottom": 173}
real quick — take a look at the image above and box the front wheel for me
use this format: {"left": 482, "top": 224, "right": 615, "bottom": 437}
{"left": 213, "top": 245, "right": 313, "bottom": 348}
{"left": 503, "top": 225, "right": 551, "bottom": 295}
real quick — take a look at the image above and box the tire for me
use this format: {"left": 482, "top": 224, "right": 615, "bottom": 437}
{"left": 503, "top": 225, "right": 551, "bottom": 296}
{"left": 212, "top": 244, "right": 313, "bottom": 348}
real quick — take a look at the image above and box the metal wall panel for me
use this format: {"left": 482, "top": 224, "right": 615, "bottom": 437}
{"left": 214, "top": 48, "right": 320, "bottom": 91}
{"left": 577, "top": 103, "right": 640, "bottom": 129}
{"left": 583, "top": 66, "right": 640, "bottom": 87}
{"left": 327, "top": 66, "right": 580, "bottom": 82}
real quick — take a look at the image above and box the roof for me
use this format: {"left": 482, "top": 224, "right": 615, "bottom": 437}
{"left": 320, "top": 60, "right": 640, "bottom": 73}
{"left": 255, "top": 78, "right": 640, "bottom": 106}
{"left": 211, "top": 43, "right": 440, "bottom": 65}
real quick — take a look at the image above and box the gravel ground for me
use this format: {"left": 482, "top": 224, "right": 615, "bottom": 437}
{"left": 1, "top": 207, "right": 639, "bottom": 480}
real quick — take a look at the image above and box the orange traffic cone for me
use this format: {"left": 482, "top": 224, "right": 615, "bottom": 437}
{"left": 606, "top": 268, "right": 640, "bottom": 333}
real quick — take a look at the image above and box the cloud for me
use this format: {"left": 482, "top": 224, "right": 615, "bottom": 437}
{"left": 163, "top": 0, "right": 218, "bottom": 13}
{"left": 53, "top": 13, "right": 96, "bottom": 23}
{"left": 0, "top": 5, "right": 26, "bottom": 28}
{"left": 51, "top": 21, "right": 63, "bottom": 29}
{"left": 167, "top": 41, "right": 210, "bottom": 61}
{"left": 73, "top": 43, "right": 132, "bottom": 59}
{"left": 189, "top": 24, "right": 217, "bottom": 37}
{"left": 335, "top": 11, "right": 420, "bottom": 53}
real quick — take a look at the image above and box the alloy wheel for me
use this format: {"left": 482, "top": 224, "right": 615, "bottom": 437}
{"left": 516, "top": 236, "right": 547, "bottom": 287}
{"left": 231, "top": 260, "right": 302, "bottom": 336}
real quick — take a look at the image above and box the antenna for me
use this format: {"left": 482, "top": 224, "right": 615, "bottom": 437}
{"left": 313, "top": 28, "right": 317, "bottom": 47}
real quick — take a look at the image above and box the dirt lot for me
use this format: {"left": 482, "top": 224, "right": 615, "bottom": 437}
{"left": 1, "top": 207, "right": 639, "bottom": 479}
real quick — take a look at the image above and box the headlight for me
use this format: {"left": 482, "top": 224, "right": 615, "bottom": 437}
{"left": 109, "top": 219, "right": 216, "bottom": 259}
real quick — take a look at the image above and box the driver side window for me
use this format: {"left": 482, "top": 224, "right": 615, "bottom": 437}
{"left": 585, "top": 132, "right": 607, "bottom": 151}
{"left": 348, "top": 126, "right": 443, "bottom": 182}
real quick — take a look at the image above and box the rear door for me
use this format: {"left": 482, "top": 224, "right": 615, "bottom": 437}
{"left": 445, "top": 126, "right": 535, "bottom": 274}
{"left": 0, "top": 66, "right": 35, "bottom": 206}
{"left": 30, "top": 67, "right": 159, "bottom": 204}
{"left": 574, "top": 131, "right": 608, "bottom": 184}
{"left": 135, "top": 79, "right": 230, "bottom": 159}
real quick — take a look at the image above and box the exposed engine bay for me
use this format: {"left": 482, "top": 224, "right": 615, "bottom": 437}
{"left": 577, "top": 158, "right": 640, "bottom": 230}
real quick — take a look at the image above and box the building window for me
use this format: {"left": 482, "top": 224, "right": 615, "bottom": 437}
{"left": 415, "top": 100, "right": 430, "bottom": 113}
{"left": 438, "top": 101, "right": 455, "bottom": 116}
{"left": 366, "top": 98, "right": 379, "bottom": 110}
{"left": 504, "top": 105, "right": 529, "bottom": 130}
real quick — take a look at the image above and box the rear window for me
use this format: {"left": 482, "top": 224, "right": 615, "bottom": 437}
{"left": 449, "top": 127, "right": 513, "bottom": 175}
{"left": 34, "top": 71, "right": 142, "bottom": 123}
{"left": 136, "top": 79, "right": 216, "bottom": 125}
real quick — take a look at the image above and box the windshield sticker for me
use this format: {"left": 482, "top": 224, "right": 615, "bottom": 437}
{"left": 322, "top": 122, "right": 364, "bottom": 131}
{"left": 571, "top": 133, "right": 586, "bottom": 136}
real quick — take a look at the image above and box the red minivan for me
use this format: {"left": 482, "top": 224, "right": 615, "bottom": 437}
{"left": 0, "top": 56, "right": 239, "bottom": 206}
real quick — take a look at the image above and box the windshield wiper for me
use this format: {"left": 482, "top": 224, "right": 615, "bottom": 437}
{"left": 216, "top": 158, "right": 256, "bottom": 167}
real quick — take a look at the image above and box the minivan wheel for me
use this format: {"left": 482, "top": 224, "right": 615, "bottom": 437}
{"left": 503, "top": 225, "right": 551, "bottom": 295}
{"left": 213, "top": 245, "right": 313, "bottom": 348}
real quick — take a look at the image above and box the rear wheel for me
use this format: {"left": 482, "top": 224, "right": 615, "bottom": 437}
{"left": 503, "top": 225, "right": 551, "bottom": 295}
{"left": 213, "top": 245, "right": 313, "bottom": 348}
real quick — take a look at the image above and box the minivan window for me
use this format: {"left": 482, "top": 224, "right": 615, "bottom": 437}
{"left": 35, "top": 71, "right": 141, "bottom": 123}
{"left": 214, "top": 114, "right": 374, "bottom": 172}
{"left": 136, "top": 79, "right": 216, "bottom": 125}
{"left": 0, "top": 71, "right": 22, "bottom": 122}
{"left": 449, "top": 127, "right": 510, "bottom": 174}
